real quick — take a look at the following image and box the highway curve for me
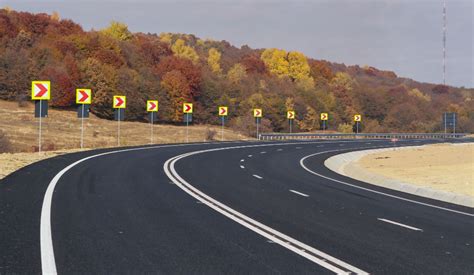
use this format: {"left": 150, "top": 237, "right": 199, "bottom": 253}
{"left": 0, "top": 139, "right": 473, "bottom": 274}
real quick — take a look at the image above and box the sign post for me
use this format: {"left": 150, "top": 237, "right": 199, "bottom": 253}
{"left": 183, "top": 103, "right": 193, "bottom": 143}
{"left": 442, "top": 112, "right": 457, "bottom": 135}
{"left": 253, "top": 109, "right": 262, "bottom": 139}
{"left": 113, "top": 96, "right": 126, "bottom": 146}
{"left": 76, "top": 89, "right": 92, "bottom": 149}
{"left": 354, "top": 114, "right": 362, "bottom": 134}
{"left": 287, "top": 111, "right": 295, "bottom": 133}
{"left": 320, "top": 113, "right": 328, "bottom": 131}
{"left": 32, "top": 81, "right": 51, "bottom": 154}
{"left": 218, "top": 106, "right": 228, "bottom": 141}
{"left": 147, "top": 100, "right": 158, "bottom": 144}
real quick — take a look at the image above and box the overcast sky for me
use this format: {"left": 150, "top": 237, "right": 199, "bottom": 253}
{"left": 3, "top": 0, "right": 473, "bottom": 88}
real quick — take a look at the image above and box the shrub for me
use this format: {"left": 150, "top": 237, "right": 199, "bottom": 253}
{"left": 205, "top": 128, "right": 217, "bottom": 141}
{"left": 337, "top": 123, "right": 353, "bottom": 133}
{"left": 0, "top": 130, "right": 12, "bottom": 153}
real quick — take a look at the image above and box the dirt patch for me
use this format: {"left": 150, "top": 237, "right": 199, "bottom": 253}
{"left": 358, "top": 143, "right": 474, "bottom": 197}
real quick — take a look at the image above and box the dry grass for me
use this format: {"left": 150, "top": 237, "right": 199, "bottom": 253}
{"left": 0, "top": 149, "right": 83, "bottom": 179}
{"left": 0, "top": 100, "right": 250, "bottom": 153}
{"left": 0, "top": 100, "right": 250, "bottom": 179}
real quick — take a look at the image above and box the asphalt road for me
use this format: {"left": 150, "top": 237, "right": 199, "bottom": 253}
{"left": 0, "top": 139, "right": 472, "bottom": 274}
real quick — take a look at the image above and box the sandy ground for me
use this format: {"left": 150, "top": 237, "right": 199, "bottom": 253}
{"left": 358, "top": 143, "right": 474, "bottom": 197}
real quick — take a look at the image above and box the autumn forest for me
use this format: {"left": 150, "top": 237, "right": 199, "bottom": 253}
{"left": 0, "top": 9, "right": 473, "bottom": 135}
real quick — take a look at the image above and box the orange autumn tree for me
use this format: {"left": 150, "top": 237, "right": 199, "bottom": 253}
{"left": 161, "top": 70, "right": 192, "bottom": 122}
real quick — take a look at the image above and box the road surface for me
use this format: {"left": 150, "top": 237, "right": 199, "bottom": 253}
{"left": 0, "top": 139, "right": 472, "bottom": 274}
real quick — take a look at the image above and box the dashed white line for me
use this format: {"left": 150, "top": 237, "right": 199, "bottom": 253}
{"left": 240, "top": 165, "right": 245, "bottom": 169}
{"left": 365, "top": 143, "right": 372, "bottom": 145}
{"left": 289, "top": 190, "right": 309, "bottom": 197}
{"left": 277, "top": 148, "right": 283, "bottom": 151}
{"left": 240, "top": 159, "right": 245, "bottom": 162}
{"left": 248, "top": 154, "right": 253, "bottom": 158}
{"left": 260, "top": 151, "right": 267, "bottom": 154}
{"left": 296, "top": 147, "right": 302, "bottom": 149}
{"left": 253, "top": 174, "right": 263, "bottom": 179}
{"left": 377, "top": 218, "right": 423, "bottom": 232}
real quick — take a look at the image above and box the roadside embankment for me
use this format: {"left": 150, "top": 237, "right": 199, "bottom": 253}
{"left": 325, "top": 143, "right": 474, "bottom": 207}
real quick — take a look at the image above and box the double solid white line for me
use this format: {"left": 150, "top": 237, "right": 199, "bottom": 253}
{"left": 164, "top": 142, "right": 370, "bottom": 274}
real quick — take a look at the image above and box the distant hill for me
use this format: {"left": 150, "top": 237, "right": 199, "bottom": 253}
{"left": 0, "top": 9, "right": 472, "bottom": 133}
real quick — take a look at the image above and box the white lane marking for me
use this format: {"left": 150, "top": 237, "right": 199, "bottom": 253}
{"left": 289, "top": 190, "right": 309, "bottom": 197}
{"left": 277, "top": 148, "right": 283, "bottom": 151}
{"left": 317, "top": 145, "right": 324, "bottom": 147}
{"left": 365, "top": 143, "right": 372, "bottom": 145}
{"left": 339, "top": 144, "right": 344, "bottom": 146}
{"left": 377, "top": 218, "right": 423, "bottom": 231}
{"left": 240, "top": 159, "right": 245, "bottom": 162}
{"left": 296, "top": 147, "right": 302, "bottom": 149}
{"left": 40, "top": 142, "right": 218, "bottom": 275}
{"left": 260, "top": 151, "right": 267, "bottom": 154}
{"left": 41, "top": 139, "right": 385, "bottom": 274}
{"left": 240, "top": 165, "right": 245, "bottom": 169}
{"left": 165, "top": 149, "right": 370, "bottom": 274}
{"left": 253, "top": 174, "right": 263, "bottom": 179}
{"left": 300, "top": 150, "right": 473, "bottom": 217}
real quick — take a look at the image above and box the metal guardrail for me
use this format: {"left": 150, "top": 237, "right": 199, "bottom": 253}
{"left": 258, "top": 133, "right": 468, "bottom": 141}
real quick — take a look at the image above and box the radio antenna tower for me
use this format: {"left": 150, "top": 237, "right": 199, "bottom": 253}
{"left": 442, "top": 1, "right": 446, "bottom": 85}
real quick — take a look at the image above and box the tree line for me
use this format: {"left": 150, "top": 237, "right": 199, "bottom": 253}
{"left": 0, "top": 9, "right": 473, "bottom": 136}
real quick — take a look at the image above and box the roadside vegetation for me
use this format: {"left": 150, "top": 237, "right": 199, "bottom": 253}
{"left": 0, "top": 8, "right": 473, "bottom": 136}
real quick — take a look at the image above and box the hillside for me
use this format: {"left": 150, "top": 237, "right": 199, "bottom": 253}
{"left": 0, "top": 9, "right": 473, "bottom": 133}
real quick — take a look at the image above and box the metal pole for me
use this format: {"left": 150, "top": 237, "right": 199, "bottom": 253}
{"left": 150, "top": 112, "right": 154, "bottom": 145}
{"left": 38, "top": 100, "right": 42, "bottom": 154}
{"left": 221, "top": 116, "right": 224, "bottom": 141}
{"left": 444, "top": 113, "right": 447, "bottom": 134}
{"left": 81, "top": 104, "right": 84, "bottom": 149}
{"left": 117, "top": 110, "right": 120, "bottom": 147}
{"left": 186, "top": 113, "right": 189, "bottom": 143}
{"left": 289, "top": 119, "right": 292, "bottom": 134}
{"left": 356, "top": 122, "right": 359, "bottom": 134}
{"left": 453, "top": 113, "right": 456, "bottom": 134}
{"left": 256, "top": 118, "right": 259, "bottom": 139}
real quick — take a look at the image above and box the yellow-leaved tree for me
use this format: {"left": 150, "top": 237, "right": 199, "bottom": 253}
{"left": 287, "top": 51, "right": 311, "bottom": 81}
{"left": 298, "top": 106, "right": 318, "bottom": 131}
{"left": 171, "top": 39, "right": 199, "bottom": 64}
{"left": 260, "top": 48, "right": 289, "bottom": 78}
{"left": 261, "top": 49, "right": 314, "bottom": 89}
{"left": 207, "top": 48, "right": 222, "bottom": 74}
{"left": 227, "top": 63, "right": 247, "bottom": 84}
{"left": 101, "top": 21, "right": 133, "bottom": 41}
{"left": 159, "top": 33, "right": 173, "bottom": 44}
